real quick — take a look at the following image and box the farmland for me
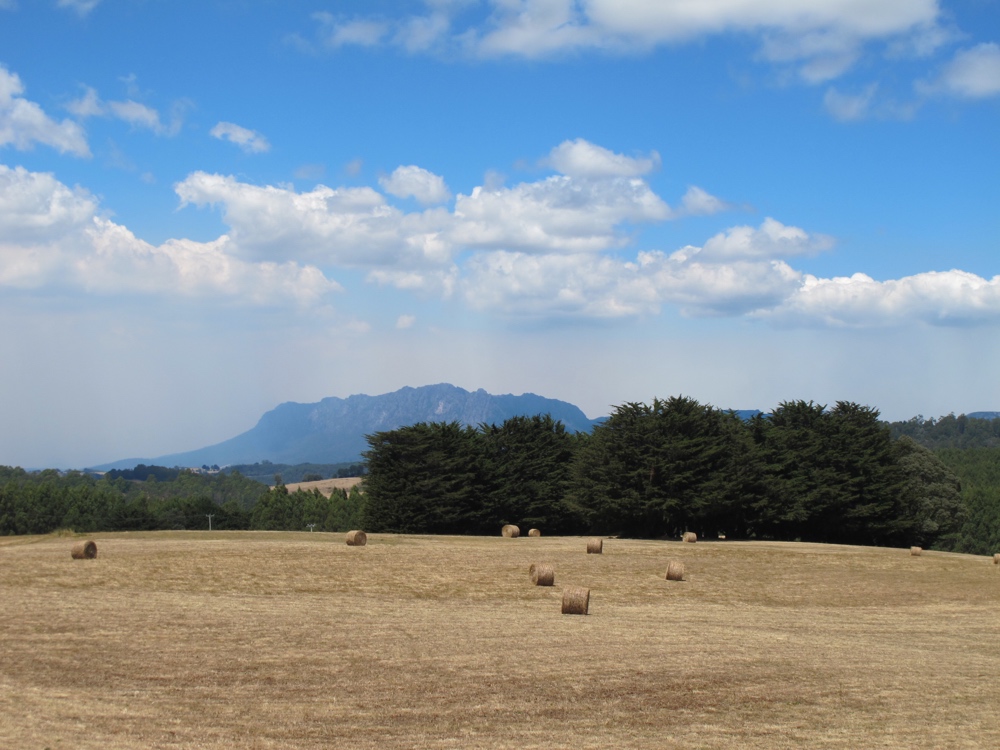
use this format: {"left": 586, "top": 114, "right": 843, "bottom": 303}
{"left": 1, "top": 532, "right": 998, "bottom": 749}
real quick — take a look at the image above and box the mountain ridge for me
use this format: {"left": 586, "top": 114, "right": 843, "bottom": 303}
{"left": 92, "top": 383, "right": 608, "bottom": 471}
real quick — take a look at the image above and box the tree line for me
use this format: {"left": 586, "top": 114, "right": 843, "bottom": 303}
{"left": 887, "top": 413, "right": 1000, "bottom": 450}
{"left": 0, "top": 466, "right": 362, "bottom": 536}
{"left": 362, "top": 398, "right": 967, "bottom": 549}
{"left": 3, "top": 398, "right": 994, "bottom": 553}
{"left": 883, "top": 414, "right": 1000, "bottom": 555}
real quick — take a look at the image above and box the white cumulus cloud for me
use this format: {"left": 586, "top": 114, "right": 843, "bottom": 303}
{"left": 0, "top": 66, "right": 90, "bottom": 157}
{"left": 674, "top": 218, "right": 834, "bottom": 262}
{"left": 677, "top": 186, "right": 732, "bottom": 217}
{"left": 457, "top": 218, "right": 818, "bottom": 320}
{"left": 210, "top": 122, "right": 271, "bottom": 154}
{"left": 174, "top": 141, "right": 685, "bottom": 272}
{"left": 451, "top": 174, "right": 670, "bottom": 253}
{"left": 175, "top": 171, "right": 454, "bottom": 269}
{"left": 758, "top": 270, "right": 1000, "bottom": 327}
{"left": 66, "top": 86, "right": 104, "bottom": 118}
{"left": 108, "top": 100, "right": 162, "bottom": 131}
{"left": 79, "top": 221, "right": 338, "bottom": 306}
{"left": 919, "top": 43, "right": 1000, "bottom": 99}
{"left": 0, "top": 164, "right": 339, "bottom": 307}
{"left": 0, "top": 164, "right": 97, "bottom": 243}
{"left": 546, "top": 138, "right": 660, "bottom": 178}
{"left": 379, "top": 165, "right": 451, "bottom": 204}
{"left": 459, "top": 246, "right": 804, "bottom": 320}
{"left": 66, "top": 85, "right": 186, "bottom": 136}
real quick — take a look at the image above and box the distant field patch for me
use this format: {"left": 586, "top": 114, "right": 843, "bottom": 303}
{"left": 282, "top": 476, "right": 364, "bottom": 496}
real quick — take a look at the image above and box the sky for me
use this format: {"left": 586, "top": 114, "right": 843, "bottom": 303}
{"left": 1, "top": 0, "right": 998, "bottom": 469}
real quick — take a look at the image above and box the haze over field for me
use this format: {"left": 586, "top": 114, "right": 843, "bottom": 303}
{"left": 1, "top": 1, "right": 998, "bottom": 468}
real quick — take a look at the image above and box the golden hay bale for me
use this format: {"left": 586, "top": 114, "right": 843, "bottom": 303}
{"left": 70, "top": 540, "right": 97, "bottom": 559}
{"left": 529, "top": 563, "right": 555, "bottom": 586}
{"left": 665, "top": 560, "right": 685, "bottom": 581}
{"left": 586, "top": 537, "right": 603, "bottom": 554}
{"left": 345, "top": 530, "right": 367, "bottom": 546}
{"left": 502, "top": 524, "right": 520, "bottom": 538}
{"left": 682, "top": 531, "right": 697, "bottom": 543}
{"left": 562, "top": 587, "right": 590, "bottom": 615}
{"left": 993, "top": 553, "right": 999, "bottom": 565}
{"left": 910, "top": 546, "right": 922, "bottom": 556}
{"left": 528, "top": 528, "right": 541, "bottom": 537}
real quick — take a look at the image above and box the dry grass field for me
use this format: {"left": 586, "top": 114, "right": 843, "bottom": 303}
{"left": 282, "top": 477, "right": 364, "bottom": 496}
{"left": 1, "top": 532, "right": 998, "bottom": 749}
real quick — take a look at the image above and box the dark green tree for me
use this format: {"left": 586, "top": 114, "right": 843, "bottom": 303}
{"left": 250, "top": 484, "right": 296, "bottom": 530}
{"left": 571, "top": 396, "right": 734, "bottom": 538}
{"left": 758, "top": 401, "right": 906, "bottom": 545}
{"left": 892, "top": 437, "right": 965, "bottom": 548}
{"left": 323, "top": 486, "right": 364, "bottom": 532}
{"left": 480, "top": 414, "right": 584, "bottom": 533}
{"left": 362, "top": 421, "right": 488, "bottom": 533}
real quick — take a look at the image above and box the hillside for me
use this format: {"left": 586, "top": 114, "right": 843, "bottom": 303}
{"left": 95, "top": 384, "right": 606, "bottom": 470}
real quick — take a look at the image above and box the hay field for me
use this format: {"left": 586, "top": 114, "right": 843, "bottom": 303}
{"left": 282, "top": 477, "right": 363, "bottom": 496}
{"left": 1, "top": 533, "right": 998, "bottom": 749}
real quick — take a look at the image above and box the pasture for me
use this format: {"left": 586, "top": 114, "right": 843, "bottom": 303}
{"left": 1, "top": 532, "right": 998, "bottom": 748}
{"left": 282, "top": 477, "right": 364, "bottom": 496}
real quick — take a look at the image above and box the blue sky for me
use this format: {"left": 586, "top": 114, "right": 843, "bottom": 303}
{"left": 1, "top": 0, "right": 998, "bottom": 468}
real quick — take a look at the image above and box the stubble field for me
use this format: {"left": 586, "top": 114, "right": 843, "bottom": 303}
{"left": 281, "top": 477, "right": 364, "bottom": 496}
{"left": 1, "top": 531, "right": 998, "bottom": 749}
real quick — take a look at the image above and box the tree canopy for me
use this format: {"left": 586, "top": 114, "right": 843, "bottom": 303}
{"left": 358, "top": 399, "right": 968, "bottom": 549}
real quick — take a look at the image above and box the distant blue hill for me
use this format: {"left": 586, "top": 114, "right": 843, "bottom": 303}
{"left": 93, "top": 384, "right": 608, "bottom": 471}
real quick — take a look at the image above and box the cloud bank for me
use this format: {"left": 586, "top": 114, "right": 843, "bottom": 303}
{"left": 0, "top": 164, "right": 338, "bottom": 306}
{"left": 300, "top": 0, "right": 948, "bottom": 84}
{"left": 293, "top": 1, "right": 1000, "bottom": 122}
{"left": 2, "top": 137, "right": 997, "bottom": 328}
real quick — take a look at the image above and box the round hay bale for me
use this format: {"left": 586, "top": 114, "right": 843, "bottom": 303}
{"left": 665, "top": 560, "right": 685, "bottom": 581}
{"left": 586, "top": 537, "right": 603, "bottom": 554}
{"left": 528, "top": 528, "right": 541, "bottom": 537}
{"left": 682, "top": 531, "right": 697, "bottom": 543}
{"left": 70, "top": 540, "right": 97, "bottom": 559}
{"left": 910, "top": 546, "right": 922, "bottom": 556}
{"left": 529, "top": 563, "right": 555, "bottom": 586}
{"left": 994, "top": 553, "right": 1000, "bottom": 565}
{"left": 502, "top": 524, "right": 520, "bottom": 538}
{"left": 345, "top": 530, "right": 367, "bottom": 546}
{"left": 562, "top": 587, "right": 590, "bottom": 615}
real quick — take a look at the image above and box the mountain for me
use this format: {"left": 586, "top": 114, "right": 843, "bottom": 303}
{"left": 94, "top": 384, "right": 607, "bottom": 470}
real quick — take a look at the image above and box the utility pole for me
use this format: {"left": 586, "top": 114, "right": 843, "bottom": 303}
{"left": 306, "top": 523, "right": 316, "bottom": 532}
{"left": 206, "top": 513, "right": 214, "bottom": 531}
